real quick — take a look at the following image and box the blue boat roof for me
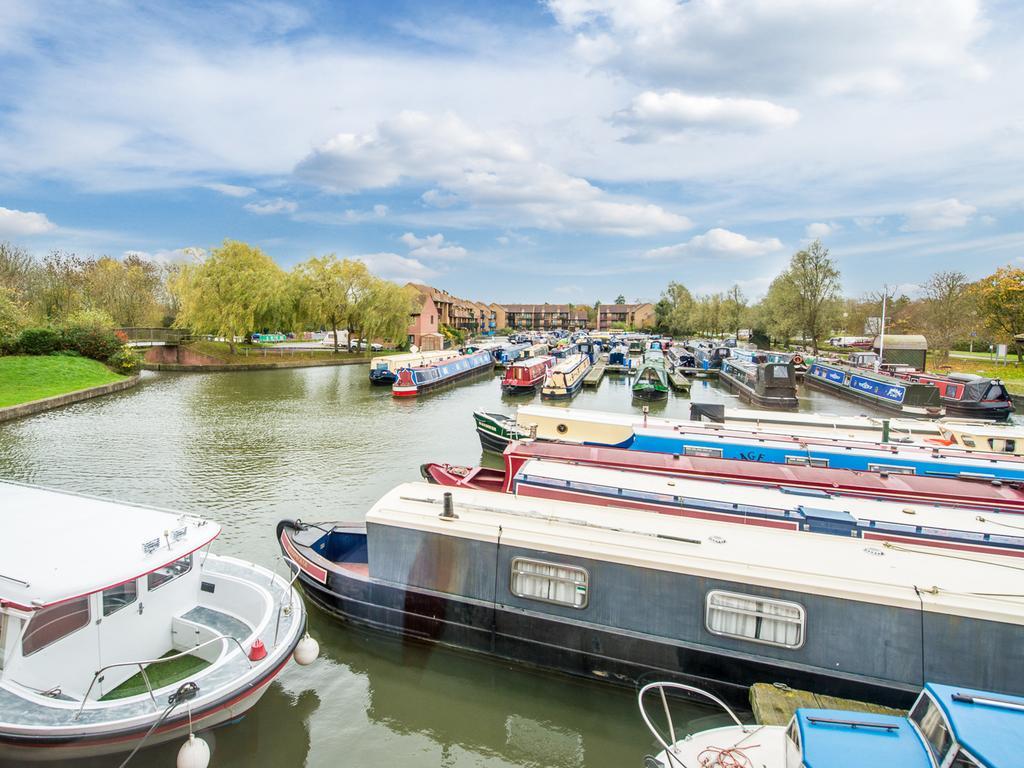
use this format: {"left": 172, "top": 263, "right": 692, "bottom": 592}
{"left": 796, "top": 710, "right": 931, "bottom": 768}
{"left": 926, "top": 683, "right": 1024, "bottom": 768}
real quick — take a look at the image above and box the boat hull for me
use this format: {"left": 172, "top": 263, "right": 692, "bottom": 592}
{"left": 393, "top": 356, "right": 494, "bottom": 397}
{"left": 0, "top": 622, "right": 303, "bottom": 761}
{"left": 718, "top": 365, "right": 798, "bottom": 409}
{"left": 473, "top": 411, "right": 523, "bottom": 453}
{"left": 291, "top": 557, "right": 917, "bottom": 710}
{"left": 368, "top": 370, "right": 398, "bottom": 385}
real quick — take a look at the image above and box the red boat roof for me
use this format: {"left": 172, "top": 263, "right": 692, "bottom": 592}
{"left": 501, "top": 439, "right": 1024, "bottom": 512}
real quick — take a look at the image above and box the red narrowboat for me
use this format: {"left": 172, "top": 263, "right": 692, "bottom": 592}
{"left": 500, "top": 355, "right": 554, "bottom": 394}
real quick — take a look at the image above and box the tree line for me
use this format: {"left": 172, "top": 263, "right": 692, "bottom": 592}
{"left": 0, "top": 240, "right": 417, "bottom": 354}
{"left": 654, "top": 239, "right": 1024, "bottom": 360}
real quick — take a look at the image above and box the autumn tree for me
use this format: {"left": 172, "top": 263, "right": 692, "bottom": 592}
{"left": 920, "top": 270, "right": 973, "bottom": 361}
{"left": 83, "top": 254, "right": 163, "bottom": 326}
{"left": 975, "top": 266, "right": 1024, "bottom": 361}
{"left": 172, "top": 240, "right": 288, "bottom": 353}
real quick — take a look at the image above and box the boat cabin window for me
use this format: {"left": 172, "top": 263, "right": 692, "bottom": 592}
{"left": 867, "top": 463, "right": 915, "bottom": 475}
{"left": 102, "top": 580, "right": 139, "bottom": 616}
{"left": 949, "top": 748, "right": 983, "bottom": 767}
{"left": 784, "top": 456, "right": 829, "bottom": 468}
{"left": 147, "top": 553, "right": 193, "bottom": 591}
{"left": 511, "top": 558, "right": 588, "bottom": 608}
{"left": 786, "top": 719, "right": 800, "bottom": 749}
{"left": 22, "top": 596, "right": 90, "bottom": 656}
{"left": 909, "top": 694, "right": 953, "bottom": 765}
{"left": 705, "top": 590, "right": 805, "bottom": 648}
{"left": 683, "top": 446, "right": 723, "bottom": 459}
{"left": 988, "top": 438, "right": 1015, "bottom": 453}
{"left": 959, "top": 436, "right": 976, "bottom": 448}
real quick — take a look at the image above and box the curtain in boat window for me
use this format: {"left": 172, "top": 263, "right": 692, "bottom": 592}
{"left": 511, "top": 559, "right": 588, "bottom": 608}
{"left": 706, "top": 591, "right": 804, "bottom": 648}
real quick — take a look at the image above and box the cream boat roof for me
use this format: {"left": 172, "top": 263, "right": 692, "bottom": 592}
{"left": 549, "top": 353, "right": 588, "bottom": 373}
{"left": 367, "top": 482, "right": 1024, "bottom": 624}
{"left": 514, "top": 459, "right": 1022, "bottom": 536}
{"left": 0, "top": 482, "right": 219, "bottom": 609}
{"left": 370, "top": 349, "right": 456, "bottom": 369}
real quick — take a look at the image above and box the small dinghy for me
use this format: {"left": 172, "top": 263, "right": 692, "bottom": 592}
{"left": 0, "top": 481, "right": 317, "bottom": 762}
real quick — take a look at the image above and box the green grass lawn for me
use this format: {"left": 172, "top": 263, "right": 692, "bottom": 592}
{"left": 939, "top": 356, "right": 1024, "bottom": 394}
{"left": 99, "top": 650, "right": 210, "bottom": 701}
{"left": 189, "top": 340, "right": 401, "bottom": 365}
{"left": 0, "top": 355, "right": 126, "bottom": 407}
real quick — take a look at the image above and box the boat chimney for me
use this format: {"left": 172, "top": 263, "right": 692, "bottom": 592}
{"left": 881, "top": 418, "right": 890, "bottom": 443}
{"left": 642, "top": 405, "right": 649, "bottom": 427}
{"left": 441, "top": 491, "right": 458, "bottom": 519}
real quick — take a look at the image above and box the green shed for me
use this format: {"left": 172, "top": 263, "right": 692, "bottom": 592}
{"left": 872, "top": 334, "right": 927, "bottom": 371}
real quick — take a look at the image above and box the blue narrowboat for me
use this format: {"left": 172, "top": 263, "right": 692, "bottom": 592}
{"left": 392, "top": 350, "right": 494, "bottom": 397}
{"left": 805, "top": 360, "right": 943, "bottom": 417}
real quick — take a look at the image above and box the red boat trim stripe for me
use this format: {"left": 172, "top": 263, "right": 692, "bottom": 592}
{"left": 280, "top": 530, "right": 328, "bottom": 583}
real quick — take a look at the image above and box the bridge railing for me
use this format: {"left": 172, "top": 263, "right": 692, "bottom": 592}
{"left": 117, "top": 327, "right": 193, "bottom": 343}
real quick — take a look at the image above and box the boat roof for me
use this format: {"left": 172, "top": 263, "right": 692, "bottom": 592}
{"left": 926, "top": 683, "right": 1024, "bottom": 768}
{"left": 513, "top": 458, "right": 1021, "bottom": 537}
{"left": 796, "top": 710, "right": 931, "bottom": 768}
{"left": 0, "top": 481, "right": 219, "bottom": 609}
{"left": 367, "top": 483, "right": 1024, "bottom": 621}
{"left": 551, "top": 353, "right": 587, "bottom": 372}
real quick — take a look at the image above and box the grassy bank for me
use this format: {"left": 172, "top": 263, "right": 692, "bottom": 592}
{"left": 936, "top": 356, "right": 1024, "bottom": 394}
{"left": 187, "top": 340, "right": 401, "bottom": 365}
{"left": 0, "top": 355, "right": 127, "bottom": 407}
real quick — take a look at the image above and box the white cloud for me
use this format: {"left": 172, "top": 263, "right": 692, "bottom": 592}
{"left": 204, "top": 182, "right": 256, "bottom": 197}
{"left": 805, "top": 221, "right": 840, "bottom": 239}
{"left": 295, "top": 111, "right": 691, "bottom": 236}
{"left": 645, "top": 228, "right": 783, "bottom": 259}
{"left": 496, "top": 236, "right": 510, "bottom": 245}
{"left": 549, "top": 0, "right": 988, "bottom": 96}
{"left": 355, "top": 251, "right": 438, "bottom": 282}
{"left": 243, "top": 198, "right": 297, "bottom": 215}
{"left": 399, "top": 232, "right": 468, "bottom": 260}
{"left": 901, "top": 198, "right": 976, "bottom": 231}
{"left": 123, "top": 247, "right": 203, "bottom": 264}
{"left": 0, "top": 206, "right": 57, "bottom": 236}
{"left": 614, "top": 90, "right": 798, "bottom": 141}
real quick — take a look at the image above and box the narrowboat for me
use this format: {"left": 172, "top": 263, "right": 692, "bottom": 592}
{"left": 506, "top": 405, "right": 1024, "bottom": 480}
{"left": 575, "top": 339, "right": 602, "bottom": 363}
{"left": 500, "top": 355, "right": 555, "bottom": 394}
{"left": 550, "top": 343, "right": 580, "bottom": 360}
{"left": 606, "top": 344, "right": 633, "bottom": 372}
{"left": 495, "top": 342, "right": 531, "bottom": 367}
{"left": 631, "top": 354, "right": 669, "bottom": 401}
{"left": 638, "top": 681, "right": 1021, "bottom": 768}
{"left": 425, "top": 456, "right": 1024, "bottom": 557}
{"left": 540, "top": 353, "right": 592, "bottom": 399}
{"left": 694, "top": 345, "right": 731, "bottom": 370}
{"left": 278, "top": 483, "right": 1024, "bottom": 707}
{"left": 805, "top": 361, "right": 943, "bottom": 417}
{"left": 424, "top": 438, "right": 1024, "bottom": 513}
{"left": 904, "top": 372, "right": 1014, "bottom": 421}
{"left": 392, "top": 349, "right": 494, "bottom": 397}
{"left": 473, "top": 409, "right": 531, "bottom": 452}
{"left": 666, "top": 346, "right": 696, "bottom": 370}
{"left": 718, "top": 357, "right": 798, "bottom": 409}
{"left": 368, "top": 349, "right": 459, "bottom": 385}
{"left": 521, "top": 342, "right": 549, "bottom": 360}
{"left": 0, "top": 482, "right": 314, "bottom": 761}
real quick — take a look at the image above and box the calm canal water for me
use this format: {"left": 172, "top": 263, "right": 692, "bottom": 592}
{"left": 0, "top": 366, "right": 871, "bottom": 767}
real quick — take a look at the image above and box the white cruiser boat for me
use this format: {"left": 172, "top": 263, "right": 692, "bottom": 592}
{"left": 0, "top": 482, "right": 314, "bottom": 761}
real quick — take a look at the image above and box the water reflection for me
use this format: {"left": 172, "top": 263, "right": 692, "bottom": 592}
{"left": 0, "top": 366, "right": 871, "bottom": 767}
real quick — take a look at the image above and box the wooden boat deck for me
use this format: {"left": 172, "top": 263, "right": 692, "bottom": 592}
{"left": 583, "top": 361, "right": 606, "bottom": 387}
{"left": 750, "top": 682, "right": 903, "bottom": 726}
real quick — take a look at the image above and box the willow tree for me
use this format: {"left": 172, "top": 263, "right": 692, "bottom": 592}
{"left": 172, "top": 240, "right": 287, "bottom": 353}
{"left": 292, "top": 255, "right": 355, "bottom": 353}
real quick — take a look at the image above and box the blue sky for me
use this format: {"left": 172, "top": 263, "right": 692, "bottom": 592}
{"left": 1, "top": 0, "right": 1022, "bottom": 304}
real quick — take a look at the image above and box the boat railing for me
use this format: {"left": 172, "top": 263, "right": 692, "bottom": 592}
{"left": 75, "top": 634, "right": 252, "bottom": 719}
{"left": 269, "top": 555, "right": 302, "bottom": 647}
{"left": 637, "top": 682, "right": 749, "bottom": 768}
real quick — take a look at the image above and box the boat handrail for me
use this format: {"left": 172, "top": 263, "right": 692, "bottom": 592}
{"left": 637, "top": 682, "right": 748, "bottom": 767}
{"left": 269, "top": 555, "right": 302, "bottom": 647}
{"left": 75, "top": 634, "right": 252, "bottom": 719}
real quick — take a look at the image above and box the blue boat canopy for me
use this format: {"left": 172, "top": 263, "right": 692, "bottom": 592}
{"left": 796, "top": 710, "right": 932, "bottom": 768}
{"left": 926, "top": 683, "right": 1024, "bottom": 768}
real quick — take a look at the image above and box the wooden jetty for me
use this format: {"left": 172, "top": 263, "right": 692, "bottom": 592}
{"left": 668, "top": 369, "right": 691, "bottom": 395}
{"left": 582, "top": 361, "right": 606, "bottom": 388}
{"left": 749, "top": 683, "right": 903, "bottom": 726}
{"left": 676, "top": 366, "right": 718, "bottom": 379}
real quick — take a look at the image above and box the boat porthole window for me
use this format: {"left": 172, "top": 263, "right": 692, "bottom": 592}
{"left": 557, "top": 424, "right": 568, "bottom": 434}
{"left": 22, "top": 596, "right": 91, "bottom": 656}
{"left": 147, "top": 553, "right": 193, "bottom": 591}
